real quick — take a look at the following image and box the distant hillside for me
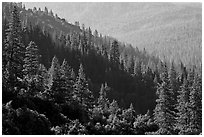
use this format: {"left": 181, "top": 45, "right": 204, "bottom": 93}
{"left": 24, "top": 2, "right": 202, "bottom": 66}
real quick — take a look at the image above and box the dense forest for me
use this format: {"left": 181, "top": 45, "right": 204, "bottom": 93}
{"left": 29, "top": 2, "right": 201, "bottom": 67}
{"left": 2, "top": 2, "right": 202, "bottom": 135}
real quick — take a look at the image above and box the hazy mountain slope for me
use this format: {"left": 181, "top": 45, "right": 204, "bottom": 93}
{"left": 3, "top": 2, "right": 161, "bottom": 114}
{"left": 24, "top": 2, "right": 201, "bottom": 66}
{"left": 71, "top": 2, "right": 201, "bottom": 66}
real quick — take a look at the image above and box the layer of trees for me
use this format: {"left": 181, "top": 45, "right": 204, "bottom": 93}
{"left": 2, "top": 3, "right": 202, "bottom": 135}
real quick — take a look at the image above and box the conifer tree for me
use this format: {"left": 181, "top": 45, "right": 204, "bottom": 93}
{"left": 187, "top": 68, "right": 195, "bottom": 87}
{"left": 50, "top": 70, "right": 67, "bottom": 103}
{"left": 110, "top": 40, "right": 120, "bottom": 68}
{"left": 78, "top": 40, "right": 84, "bottom": 55}
{"left": 87, "top": 27, "right": 92, "bottom": 49}
{"left": 101, "top": 44, "right": 108, "bottom": 59}
{"left": 93, "top": 29, "right": 99, "bottom": 45}
{"left": 98, "top": 83, "right": 110, "bottom": 110}
{"left": 48, "top": 56, "right": 60, "bottom": 88}
{"left": 167, "top": 61, "right": 178, "bottom": 126}
{"left": 176, "top": 78, "right": 191, "bottom": 134}
{"left": 4, "top": 5, "right": 25, "bottom": 87}
{"left": 44, "top": 7, "right": 48, "bottom": 14}
{"left": 36, "top": 64, "right": 48, "bottom": 92}
{"left": 128, "top": 56, "right": 135, "bottom": 74}
{"left": 73, "top": 64, "right": 94, "bottom": 109}
{"left": 153, "top": 62, "right": 175, "bottom": 134}
{"left": 23, "top": 41, "right": 39, "bottom": 80}
{"left": 81, "top": 26, "right": 88, "bottom": 54}
{"left": 134, "top": 59, "right": 142, "bottom": 79}
{"left": 189, "top": 74, "right": 202, "bottom": 134}
{"left": 178, "top": 62, "right": 187, "bottom": 84}
{"left": 50, "top": 58, "right": 68, "bottom": 103}
{"left": 60, "top": 59, "right": 74, "bottom": 101}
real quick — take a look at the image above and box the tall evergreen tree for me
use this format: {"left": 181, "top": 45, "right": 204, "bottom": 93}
{"left": 23, "top": 41, "right": 39, "bottom": 80}
{"left": 176, "top": 78, "right": 191, "bottom": 134}
{"left": 73, "top": 64, "right": 94, "bottom": 109}
{"left": 134, "top": 59, "right": 142, "bottom": 79}
{"left": 4, "top": 5, "right": 25, "bottom": 87}
{"left": 36, "top": 64, "right": 48, "bottom": 92}
{"left": 87, "top": 27, "right": 93, "bottom": 49}
{"left": 110, "top": 40, "right": 120, "bottom": 68}
{"left": 50, "top": 57, "right": 68, "bottom": 103}
{"left": 187, "top": 68, "right": 195, "bottom": 87}
{"left": 98, "top": 83, "right": 110, "bottom": 110}
{"left": 167, "top": 61, "right": 178, "bottom": 127}
{"left": 153, "top": 62, "right": 175, "bottom": 134}
{"left": 128, "top": 56, "right": 135, "bottom": 74}
{"left": 60, "top": 59, "right": 74, "bottom": 102}
{"left": 48, "top": 56, "right": 60, "bottom": 88}
{"left": 189, "top": 74, "right": 202, "bottom": 134}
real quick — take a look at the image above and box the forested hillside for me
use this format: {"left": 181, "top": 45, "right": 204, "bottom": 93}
{"left": 2, "top": 2, "right": 202, "bottom": 135}
{"left": 24, "top": 2, "right": 201, "bottom": 66}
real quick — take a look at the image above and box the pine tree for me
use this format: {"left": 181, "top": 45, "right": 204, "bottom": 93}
{"left": 48, "top": 56, "right": 60, "bottom": 88}
{"left": 189, "top": 74, "right": 202, "bottom": 134}
{"left": 110, "top": 40, "right": 120, "bottom": 68}
{"left": 178, "top": 62, "right": 187, "bottom": 84}
{"left": 36, "top": 64, "right": 48, "bottom": 92}
{"left": 187, "top": 68, "right": 195, "bottom": 87}
{"left": 167, "top": 61, "right": 178, "bottom": 127}
{"left": 93, "top": 29, "right": 99, "bottom": 45}
{"left": 87, "top": 27, "right": 92, "bottom": 49}
{"left": 81, "top": 26, "right": 88, "bottom": 54}
{"left": 60, "top": 59, "right": 74, "bottom": 102}
{"left": 176, "top": 78, "right": 191, "bottom": 134}
{"left": 73, "top": 64, "right": 94, "bottom": 109}
{"left": 44, "top": 6, "right": 48, "bottom": 14}
{"left": 50, "top": 58, "right": 68, "bottom": 103}
{"left": 4, "top": 5, "right": 25, "bottom": 87}
{"left": 23, "top": 41, "right": 39, "bottom": 80}
{"left": 78, "top": 40, "right": 84, "bottom": 55}
{"left": 128, "top": 56, "right": 135, "bottom": 74}
{"left": 134, "top": 59, "right": 142, "bottom": 79}
{"left": 153, "top": 62, "right": 175, "bottom": 134}
{"left": 61, "top": 59, "right": 71, "bottom": 79}
{"left": 98, "top": 83, "right": 110, "bottom": 110}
